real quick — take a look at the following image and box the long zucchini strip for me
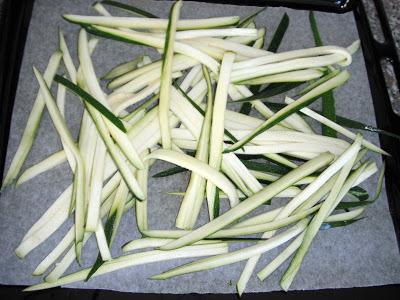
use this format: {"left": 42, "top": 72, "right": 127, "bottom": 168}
{"left": 176, "top": 66, "right": 212, "bottom": 229}
{"left": 285, "top": 97, "right": 388, "bottom": 155}
{"left": 252, "top": 27, "right": 266, "bottom": 49}
{"left": 152, "top": 28, "right": 257, "bottom": 40}
{"left": 1, "top": 51, "right": 62, "bottom": 189}
{"left": 159, "top": 152, "right": 333, "bottom": 251}
{"left": 159, "top": 0, "right": 182, "bottom": 149}
{"left": 110, "top": 80, "right": 159, "bottom": 115}
{"left": 231, "top": 52, "right": 349, "bottom": 83}
{"left": 59, "top": 77, "right": 144, "bottom": 199}
{"left": 232, "top": 45, "right": 352, "bottom": 71}
{"left": 257, "top": 232, "right": 304, "bottom": 281}
{"left": 112, "top": 56, "right": 197, "bottom": 94}
{"left": 207, "top": 52, "right": 236, "bottom": 218}
{"left": 15, "top": 150, "right": 67, "bottom": 186}
{"left": 225, "top": 70, "right": 350, "bottom": 152}
{"left": 180, "top": 64, "right": 202, "bottom": 92}
{"left": 46, "top": 192, "right": 134, "bottom": 283}
{"left": 64, "top": 14, "right": 240, "bottom": 30}
{"left": 151, "top": 220, "right": 308, "bottom": 280}
{"left": 22, "top": 170, "right": 120, "bottom": 255}
{"left": 186, "top": 37, "right": 271, "bottom": 58}
{"left": 102, "top": 55, "right": 144, "bottom": 80}
{"left": 171, "top": 85, "right": 262, "bottom": 198}
{"left": 33, "top": 67, "right": 86, "bottom": 262}
{"left": 234, "top": 165, "right": 366, "bottom": 230}
{"left": 280, "top": 137, "right": 361, "bottom": 291}
{"left": 227, "top": 86, "right": 300, "bottom": 168}
{"left": 85, "top": 137, "right": 107, "bottom": 231}
{"left": 78, "top": 30, "right": 144, "bottom": 170}
{"left": 235, "top": 142, "right": 346, "bottom": 156}
{"left": 108, "top": 180, "right": 129, "bottom": 244}
{"left": 26, "top": 244, "right": 229, "bottom": 291}
{"left": 169, "top": 185, "right": 300, "bottom": 199}
{"left": 54, "top": 79, "right": 78, "bottom": 186}
{"left": 237, "top": 69, "right": 323, "bottom": 85}
{"left": 136, "top": 156, "right": 149, "bottom": 232}
{"left": 33, "top": 189, "right": 120, "bottom": 276}
{"left": 147, "top": 149, "right": 238, "bottom": 205}
{"left": 59, "top": 30, "right": 77, "bottom": 83}
{"left": 122, "top": 238, "right": 223, "bottom": 252}
{"left": 59, "top": 34, "right": 110, "bottom": 237}
{"left": 90, "top": 25, "right": 219, "bottom": 73}
{"left": 232, "top": 83, "right": 314, "bottom": 136}
{"left": 108, "top": 58, "right": 163, "bottom": 89}
{"left": 257, "top": 204, "right": 366, "bottom": 282}
{"left": 15, "top": 186, "right": 72, "bottom": 258}
{"left": 238, "top": 135, "right": 364, "bottom": 293}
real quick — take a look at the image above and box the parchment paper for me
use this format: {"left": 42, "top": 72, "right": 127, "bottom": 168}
{"left": 0, "top": 0, "right": 399, "bottom": 294}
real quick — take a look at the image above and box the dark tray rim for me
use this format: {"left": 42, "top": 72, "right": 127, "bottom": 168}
{"left": 0, "top": 0, "right": 399, "bottom": 298}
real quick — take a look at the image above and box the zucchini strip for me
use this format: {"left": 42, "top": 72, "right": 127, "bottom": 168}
{"left": 108, "top": 58, "right": 163, "bottom": 89}
{"left": 176, "top": 66, "right": 212, "bottom": 229}
{"left": 112, "top": 56, "right": 196, "bottom": 94}
{"left": 231, "top": 53, "right": 349, "bottom": 83}
{"left": 236, "top": 135, "right": 363, "bottom": 294}
{"left": 58, "top": 76, "right": 145, "bottom": 199}
{"left": 280, "top": 137, "right": 362, "bottom": 291}
{"left": 2, "top": 51, "right": 62, "bottom": 189}
{"left": 123, "top": 238, "right": 223, "bottom": 252}
{"left": 159, "top": 0, "right": 182, "bottom": 149}
{"left": 33, "top": 67, "right": 86, "bottom": 262}
{"left": 185, "top": 37, "right": 271, "bottom": 58}
{"left": 15, "top": 150, "right": 67, "bottom": 186}
{"left": 101, "top": 55, "right": 144, "bottom": 80}
{"left": 225, "top": 70, "right": 350, "bottom": 152}
{"left": 257, "top": 232, "right": 304, "bottom": 281}
{"left": 59, "top": 30, "right": 77, "bottom": 83}
{"left": 151, "top": 220, "right": 308, "bottom": 280}
{"left": 159, "top": 152, "right": 333, "bottom": 250}
{"left": 136, "top": 156, "right": 149, "bottom": 232}
{"left": 237, "top": 69, "right": 323, "bottom": 85}
{"left": 45, "top": 193, "right": 135, "bottom": 282}
{"left": 146, "top": 149, "right": 238, "bottom": 206}
{"left": 26, "top": 244, "right": 229, "bottom": 291}
{"left": 90, "top": 25, "right": 219, "bottom": 73}
{"left": 232, "top": 45, "right": 352, "bottom": 71}
{"left": 78, "top": 29, "right": 145, "bottom": 170}
{"left": 285, "top": 97, "right": 388, "bottom": 155}
{"left": 64, "top": 15, "right": 240, "bottom": 30}
{"left": 207, "top": 52, "right": 236, "bottom": 219}
{"left": 85, "top": 137, "right": 107, "bottom": 231}
{"left": 32, "top": 189, "right": 120, "bottom": 276}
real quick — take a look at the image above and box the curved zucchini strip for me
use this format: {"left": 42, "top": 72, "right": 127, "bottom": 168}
{"left": 159, "top": 152, "right": 333, "bottom": 251}
{"left": 146, "top": 149, "right": 238, "bottom": 206}
{"left": 159, "top": 0, "right": 182, "bottom": 149}
{"left": 225, "top": 70, "right": 350, "bottom": 153}
{"left": 2, "top": 51, "right": 62, "bottom": 189}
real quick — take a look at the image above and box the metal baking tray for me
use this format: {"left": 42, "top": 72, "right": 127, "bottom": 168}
{"left": 0, "top": 0, "right": 399, "bottom": 298}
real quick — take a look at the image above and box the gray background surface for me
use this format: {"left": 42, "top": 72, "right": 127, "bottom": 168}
{"left": 0, "top": 0, "right": 399, "bottom": 294}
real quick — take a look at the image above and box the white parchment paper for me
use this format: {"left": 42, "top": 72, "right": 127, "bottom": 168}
{"left": 0, "top": 0, "right": 399, "bottom": 294}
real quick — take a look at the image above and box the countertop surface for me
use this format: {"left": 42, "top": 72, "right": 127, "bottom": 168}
{"left": 363, "top": 0, "right": 400, "bottom": 115}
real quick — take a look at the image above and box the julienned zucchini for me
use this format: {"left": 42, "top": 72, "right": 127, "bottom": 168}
{"left": 3, "top": 0, "right": 386, "bottom": 297}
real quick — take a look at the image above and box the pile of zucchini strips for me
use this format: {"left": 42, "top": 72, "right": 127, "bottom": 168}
{"left": 2, "top": 0, "right": 392, "bottom": 295}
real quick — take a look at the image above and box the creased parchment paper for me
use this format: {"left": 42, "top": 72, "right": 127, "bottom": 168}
{"left": 1, "top": 0, "right": 399, "bottom": 294}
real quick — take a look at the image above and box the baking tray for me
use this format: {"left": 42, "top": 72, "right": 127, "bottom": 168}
{"left": 0, "top": 0, "right": 399, "bottom": 298}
